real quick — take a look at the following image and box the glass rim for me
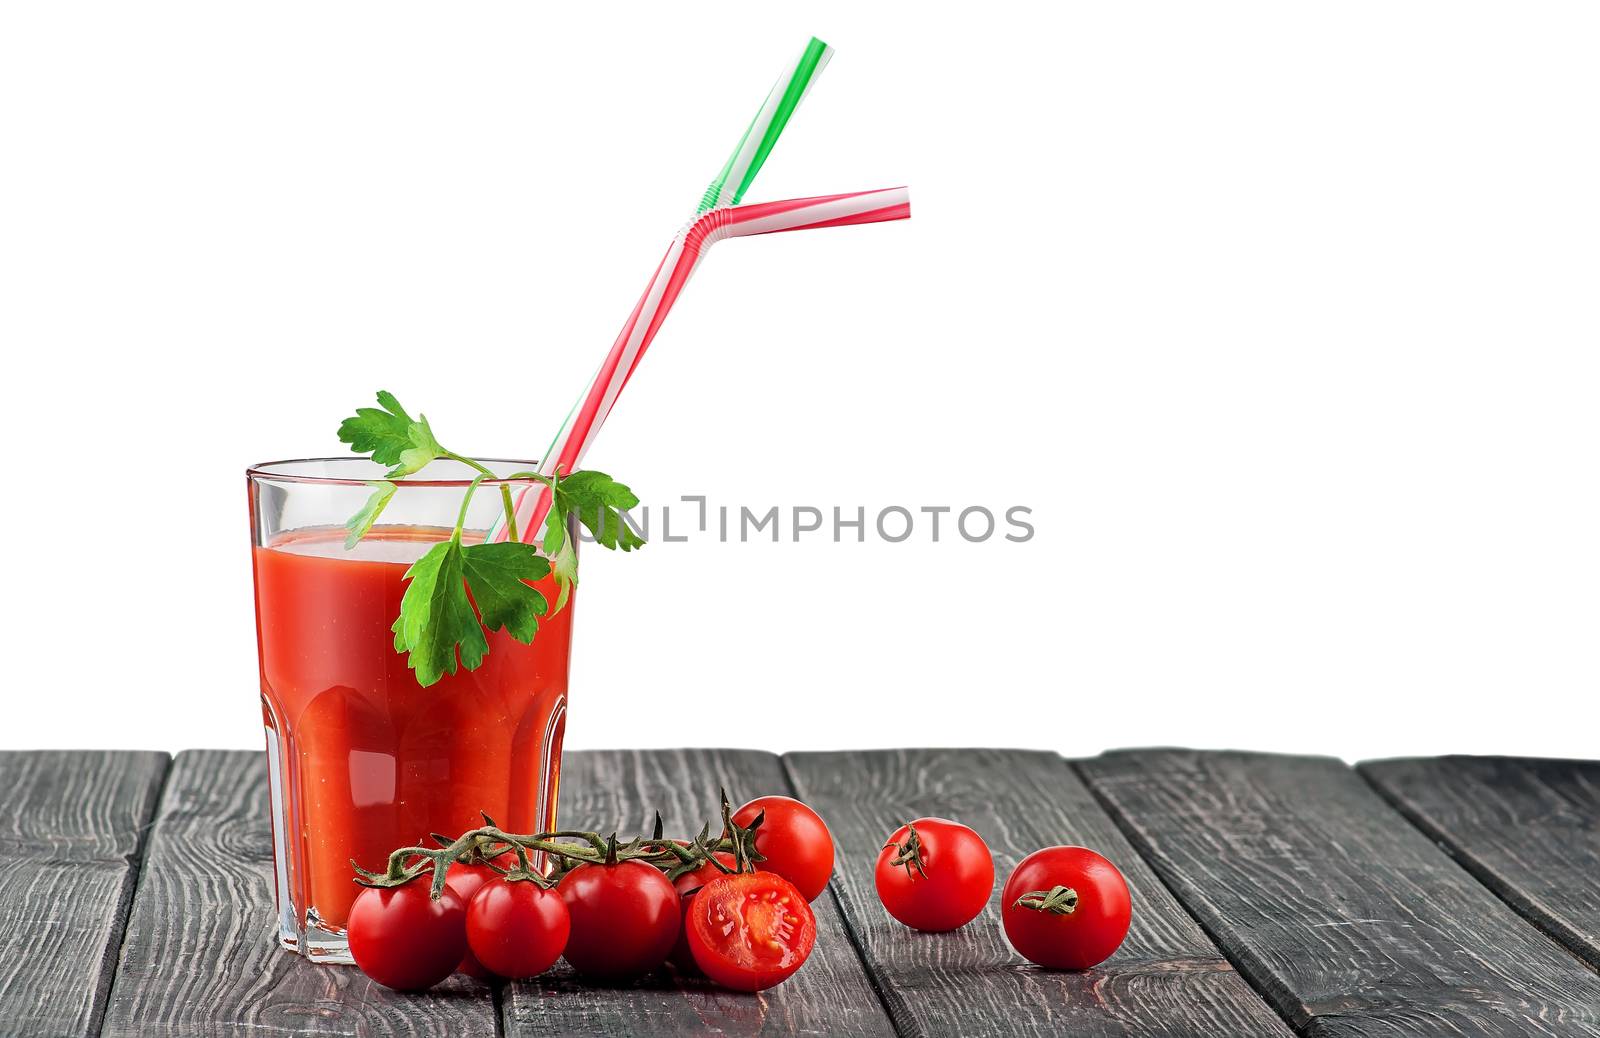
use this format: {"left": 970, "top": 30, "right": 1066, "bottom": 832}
{"left": 247, "top": 456, "right": 548, "bottom": 489}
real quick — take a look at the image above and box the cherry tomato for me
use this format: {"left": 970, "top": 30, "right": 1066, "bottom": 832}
{"left": 466, "top": 879, "right": 571, "bottom": 979}
{"left": 445, "top": 861, "right": 502, "bottom": 978}
{"left": 1001, "top": 846, "right": 1131, "bottom": 970}
{"left": 732, "top": 796, "right": 834, "bottom": 902}
{"left": 347, "top": 881, "right": 468, "bottom": 991}
{"left": 672, "top": 851, "right": 738, "bottom": 899}
{"left": 685, "top": 872, "right": 816, "bottom": 991}
{"left": 557, "top": 860, "right": 680, "bottom": 979}
{"left": 874, "top": 817, "right": 994, "bottom": 932}
{"left": 670, "top": 852, "right": 736, "bottom": 973}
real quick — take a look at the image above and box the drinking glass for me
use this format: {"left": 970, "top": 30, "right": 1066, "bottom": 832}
{"left": 247, "top": 458, "right": 572, "bottom": 962}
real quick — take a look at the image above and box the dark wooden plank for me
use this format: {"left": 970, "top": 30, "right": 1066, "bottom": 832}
{"left": 1361, "top": 755, "right": 1600, "bottom": 971}
{"left": 1080, "top": 749, "right": 1600, "bottom": 1038}
{"left": 782, "top": 748, "right": 1293, "bottom": 1038}
{"left": 0, "top": 750, "right": 169, "bottom": 1038}
{"left": 503, "top": 748, "right": 895, "bottom": 1038}
{"left": 102, "top": 749, "right": 497, "bottom": 1038}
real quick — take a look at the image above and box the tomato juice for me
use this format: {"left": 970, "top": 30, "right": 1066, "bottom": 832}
{"left": 252, "top": 526, "right": 570, "bottom": 956}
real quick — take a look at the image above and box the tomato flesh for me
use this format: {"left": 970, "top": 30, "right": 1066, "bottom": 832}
{"left": 670, "top": 852, "right": 736, "bottom": 973}
{"left": 686, "top": 872, "right": 816, "bottom": 991}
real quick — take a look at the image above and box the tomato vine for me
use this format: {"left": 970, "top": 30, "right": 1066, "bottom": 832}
{"left": 351, "top": 789, "right": 765, "bottom": 899}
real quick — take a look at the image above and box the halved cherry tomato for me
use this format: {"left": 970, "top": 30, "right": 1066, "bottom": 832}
{"left": 685, "top": 872, "right": 816, "bottom": 991}
{"left": 874, "top": 817, "right": 994, "bottom": 932}
{"left": 557, "top": 860, "right": 680, "bottom": 979}
{"left": 347, "top": 881, "right": 468, "bottom": 991}
{"left": 670, "top": 851, "right": 736, "bottom": 973}
{"left": 1001, "top": 846, "right": 1131, "bottom": 970}
{"left": 732, "top": 796, "right": 834, "bottom": 902}
{"left": 466, "top": 879, "right": 570, "bottom": 979}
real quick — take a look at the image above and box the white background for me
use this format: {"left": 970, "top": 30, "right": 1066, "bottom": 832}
{"left": 2, "top": 3, "right": 1596, "bottom": 760}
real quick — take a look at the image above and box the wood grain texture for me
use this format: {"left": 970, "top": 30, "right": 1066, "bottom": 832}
{"left": 0, "top": 750, "right": 169, "bottom": 1038}
{"left": 1361, "top": 755, "right": 1600, "bottom": 971}
{"left": 782, "top": 748, "right": 1293, "bottom": 1038}
{"left": 101, "top": 749, "right": 497, "bottom": 1038}
{"left": 1080, "top": 750, "right": 1600, "bottom": 1038}
{"left": 503, "top": 748, "right": 895, "bottom": 1038}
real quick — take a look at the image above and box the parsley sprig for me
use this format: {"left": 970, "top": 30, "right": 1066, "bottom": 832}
{"left": 337, "top": 391, "right": 644, "bottom": 687}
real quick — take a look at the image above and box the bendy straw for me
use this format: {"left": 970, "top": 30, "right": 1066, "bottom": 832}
{"left": 487, "top": 36, "right": 850, "bottom": 543}
{"left": 500, "top": 186, "right": 909, "bottom": 541}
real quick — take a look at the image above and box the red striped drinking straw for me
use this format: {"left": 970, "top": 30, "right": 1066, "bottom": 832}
{"left": 496, "top": 185, "right": 910, "bottom": 542}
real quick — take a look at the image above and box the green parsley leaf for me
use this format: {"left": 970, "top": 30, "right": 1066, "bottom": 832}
{"left": 548, "top": 534, "right": 578, "bottom": 613}
{"left": 344, "top": 481, "right": 397, "bottom": 549}
{"left": 391, "top": 541, "right": 486, "bottom": 688}
{"left": 459, "top": 542, "right": 550, "bottom": 644}
{"left": 390, "top": 540, "right": 553, "bottom": 686}
{"left": 532, "top": 468, "right": 642, "bottom": 615}
{"left": 333, "top": 391, "right": 644, "bottom": 685}
{"left": 338, "top": 391, "right": 417, "bottom": 468}
{"left": 390, "top": 414, "right": 444, "bottom": 478}
{"left": 538, "top": 496, "right": 576, "bottom": 612}
{"left": 336, "top": 391, "right": 444, "bottom": 479}
{"left": 554, "top": 470, "right": 644, "bottom": 550}
{"left": 542, "top": 500, "right": 566, "bottom": 557}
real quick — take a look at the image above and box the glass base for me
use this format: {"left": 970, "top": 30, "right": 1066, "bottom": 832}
{"left": 265, "top": 708, "right": 355, "bottom": 965}
{"left": 262, "top": 690, "right": 567, "bottom": 966}
{"left": 279, "top": 909, "right": 355, "bottom": 964}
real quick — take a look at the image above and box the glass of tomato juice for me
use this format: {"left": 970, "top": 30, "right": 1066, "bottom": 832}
{"left": 248, "top": 458, "right": 572, "bottom": 962}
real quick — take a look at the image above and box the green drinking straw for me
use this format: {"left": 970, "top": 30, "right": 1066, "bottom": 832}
{"left": 498, "top": 37, "right": 837, "bottom": 541}
{"left": 697, "top": 37, "right": 834, "bottom": 213}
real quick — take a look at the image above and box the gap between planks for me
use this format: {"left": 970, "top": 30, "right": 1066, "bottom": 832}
{"left": 781, "top": 748, "right": 1294, "bottom": 1038}
{"left": 0, "top": 751, "right": 170, "bottom": 1038}
{"left": 1359, "top": 756, "right": 1600, "bottom": 977}
{"left": 1078, "top": 749, "right": 1600, "bottom": 1038}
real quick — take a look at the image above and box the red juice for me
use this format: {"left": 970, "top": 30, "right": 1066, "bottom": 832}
{"left": 252, "top": 526, "right": 570, "bottom": 948}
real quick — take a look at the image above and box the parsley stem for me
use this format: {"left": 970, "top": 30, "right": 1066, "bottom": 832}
{"left": 442, "top": 450, "right": 494, "bottom": 477}
{"left": 453, "top": 473, "right": 489, "bottom": 543}
{"left": 443, "top": 450, "right": 520, "bottom": 543}
{"left": 497, "top": 485, "right": 519, "bottom": 542}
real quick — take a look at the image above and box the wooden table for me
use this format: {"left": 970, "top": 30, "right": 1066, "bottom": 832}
{"left": 4, "top": 749, "right": 1599, "bottom": 1037}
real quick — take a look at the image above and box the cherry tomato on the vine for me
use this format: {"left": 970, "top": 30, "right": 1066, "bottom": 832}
{"left": 732, "top": 796, "right": 834, "bottom": 902}
{"left": 874, "top": 817, "right": 994, "bottom": 932}
{"left": 557, "top": 860, "right": 680, "bottom": 979}
{"left": 1001, "top": 846, "right": 1131, "bottom": 970}
{"left": 347, "top": 881, "right": 468, "bottom": 991}
{"left": 466, "top": 879, "right": 571, "bottom": 979}
{"left": 672, "top": 851, "right": 738, "bottom": 898}
{"left": 446, "top": 860, "right": 502, "bottom": 901}
{"left": 445, "top": 860, "right": 504, "bottom": 978}
{"left": 670, "top": 851, "right": 736, "bottom": 974}
{"left": 685, "top": 872, "right": 817, "bottom": 991}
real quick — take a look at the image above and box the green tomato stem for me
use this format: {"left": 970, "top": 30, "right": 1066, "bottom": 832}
{"left": 355, "top": 791, "right": 768, "bottom": 898}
